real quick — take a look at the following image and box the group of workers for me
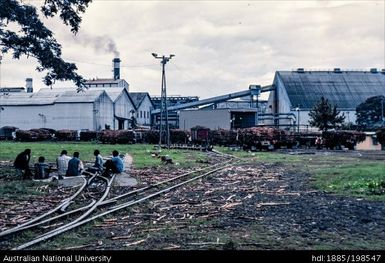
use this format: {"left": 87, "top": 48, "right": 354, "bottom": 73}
{"left": 13, "top": 148, "right": 125, "bottom": 180}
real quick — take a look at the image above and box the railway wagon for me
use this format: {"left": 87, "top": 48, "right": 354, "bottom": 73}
{"left": 191, "top": 126, "right": 210, "bottom": 146}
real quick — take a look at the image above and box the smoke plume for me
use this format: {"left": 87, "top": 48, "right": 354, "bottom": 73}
{"left": 73, "top": 33, "right": 120, "bottom": 57}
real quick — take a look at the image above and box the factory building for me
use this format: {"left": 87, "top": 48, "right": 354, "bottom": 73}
{"left": 84, "top": 58, "right": 129, "bottom": 90}
{"left": 0, "top": 89, "right": 114, "bottom": 130}
{"left": 179, "top": 108, "right": 259, "bottom": 130}
{"left": 151, "top": 96, "right": 199, "bottom": 128}
{"left": 175, "top": 87, "right": 263, "bottom": 130}
{"left": 0, "top": 57, "right": 156, "bottom": 130}
{"left": 89, "top": 87, "right": 136, "bottom": 129}
{"left": 84, "top": 58, "right": 152, "bottom": 127}
{"left": 0, "top": 78, "right": 33, "bottom": 94}
{"left": 267, "top": 69, "right": 385, "bottom": 130}
{"left": 129, "top": 92, "right": 153, "bottom": 126}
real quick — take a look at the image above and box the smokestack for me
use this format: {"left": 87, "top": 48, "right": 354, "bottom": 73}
{"left": 113, "top": 58, "right": 121, "bottom": 80}
{"left": 26, "top": 78, "right": 33, "bottom": 93}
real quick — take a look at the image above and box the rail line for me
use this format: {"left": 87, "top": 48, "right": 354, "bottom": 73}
{"left": 0, "top": 150, "right": 236, "bottom": 250}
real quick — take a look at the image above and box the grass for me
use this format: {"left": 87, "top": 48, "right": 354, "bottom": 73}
{"left": 0, "top": 141, "right": 206, "bottom": 169}
{"left": 0, "top": 180, "right": 54, "bottom": 200}
{"left": 313, "top": 162, "right": 385, "bottom": 200}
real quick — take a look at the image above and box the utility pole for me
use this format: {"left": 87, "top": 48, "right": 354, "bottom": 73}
{"left": 0, "top": 55, "right": 3, "bottom": 89}
{"left": 296, "top": 105, "right": 301, "bottom": 133}
{"left": 152, "top": 53, "right": 174, "bottom": 149}
{"left": 381, "top": 97, "right": 384, "bottom": 126}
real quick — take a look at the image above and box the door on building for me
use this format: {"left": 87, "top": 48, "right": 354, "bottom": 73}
{"left": 118, "top": 120, "right": 125, "bottom": 130}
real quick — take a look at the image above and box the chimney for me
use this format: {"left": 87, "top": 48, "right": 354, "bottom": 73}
{"left": 26, "top": 78, "right": 33, "bottom": 93}
{"left": 113, "top": 58, "right": 121, "bottom": 80}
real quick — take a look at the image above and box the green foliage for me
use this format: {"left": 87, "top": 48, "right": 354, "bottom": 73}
{"left": 314, "top": 162, "right": 385, "bottom": 200}
{"left": 308, "top": 97, "right": 345, "bottom": 131}
{"left": 0, "top": 0, "right": 91, "bottom": 87}
{"left": 356, "top": 95, "right": 385, "bottom": 131}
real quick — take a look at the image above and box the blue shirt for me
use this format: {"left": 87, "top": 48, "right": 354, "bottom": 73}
{"left": 66, "top": 157, "right": 82, "bottom": 176}
{"left": 94, "top": 155, "right": 104, "bottom": 170}
{"left": 111, "top": 156, "right": 124, "bottom": 173}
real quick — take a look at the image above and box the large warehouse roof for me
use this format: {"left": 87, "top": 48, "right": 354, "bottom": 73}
{"left": 55, "top": 90, "right": 107, "bottom": 103}
{"left": 0, "top": 89, "right": 109, "bottom": 105}
{"left": 276, "top": 70, "right": 385, "bottom": 110}
{"left": 0, "top": 92, "right": 58, "bottom": 106}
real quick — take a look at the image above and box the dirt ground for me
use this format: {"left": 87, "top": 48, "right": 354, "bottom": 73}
{"left": 1, "top": 151, "right": 385, "bottom": 250}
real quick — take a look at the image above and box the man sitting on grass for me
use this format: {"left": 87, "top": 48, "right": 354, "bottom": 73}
{"left": 102, "top": 150, "right": 124, "bottom": 176}
{"left": 14, "top": 149, "right": 32, "bottom": 180}
{"left": 34, "top": 156, "right": 52, "bottom": 180}
{"left": 66, "top": 152, "right": 84, "bottom": 177}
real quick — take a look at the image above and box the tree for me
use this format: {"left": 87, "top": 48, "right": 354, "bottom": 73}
{"left": 0, "top": 0, "right": 92, "bottom": 88}
{"left": 308, "top": 97, "right": 345, "bottom": 131}
{"left": 356, "top": 95, "right": 385, "bottom": 131}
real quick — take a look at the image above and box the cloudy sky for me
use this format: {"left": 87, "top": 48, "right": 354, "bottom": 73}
{"left": 1, "top": 0, "right": 384, "bottom": 99}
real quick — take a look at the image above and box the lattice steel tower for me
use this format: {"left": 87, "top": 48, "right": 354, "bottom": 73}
{"left": 152, "top": 53, "right": 175, "bottom": 149}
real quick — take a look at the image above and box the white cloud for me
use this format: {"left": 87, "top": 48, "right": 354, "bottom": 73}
{"left": 1, "top": 1, "right": 383, "bottom": 99}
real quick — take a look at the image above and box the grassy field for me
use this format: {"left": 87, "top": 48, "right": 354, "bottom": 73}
{"left": 0, "top": 141, "right": 207, "bottom": 168}
{"left": 313, "top": 162, "right": 385, "bottom": 200}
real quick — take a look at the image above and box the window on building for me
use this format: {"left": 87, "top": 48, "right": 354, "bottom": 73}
{"left": 136, "top": 112, "right": 139, "bottom": 118}
{"left": 140, "top": 111, "right": 142, "bottom": 118}
{"left": 147, "top": 111, "right": 149, "bottom": 119}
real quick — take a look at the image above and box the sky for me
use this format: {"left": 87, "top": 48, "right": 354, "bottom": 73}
{"left": 0, "top": 0, "right": 384, "bottom": 100}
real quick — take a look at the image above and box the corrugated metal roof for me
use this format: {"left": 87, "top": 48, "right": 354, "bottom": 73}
{"left": 0, "top": 92, "right": 58, "bottom": 105}
{"left": 84, "top": 78, "right": 122, "bottom": 85}
{"left": 55, "top": 90, "right": 106, "bottom": 103}
{"left": 277, "top": 70, "right": 385, "bottom": 109}
{"left": 129, "top": 92, "right": 150, "bottom": 108}
{"left": 0, "top": 88, "right": 107, "bottom": 105}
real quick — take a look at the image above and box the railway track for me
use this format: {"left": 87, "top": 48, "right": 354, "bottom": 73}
{"left": 0, "top": 150, "right": 236, "bottom": 250}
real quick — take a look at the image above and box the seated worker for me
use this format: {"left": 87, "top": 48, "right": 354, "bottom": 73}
{"left": 34, "top": 156, "right": 52, "bottom": 180}
{"left": 56, "top": 150, "right": 71, "bottom": 180}
{"left": 103, "top": 150, "right": 124, "bottom": 176}
{"left": 86, "top": 150, "right": 104, "bottom": 174}
{"left": 66, "top": 152, "right": 84, "bottom": 177}
{"left": 14, "top": 149, "right": 32, "bottom": 180}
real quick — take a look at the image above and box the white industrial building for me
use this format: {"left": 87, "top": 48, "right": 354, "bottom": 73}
{"left": 90, "top": 88, "right": 136, "bottom": 129}
{"left": 84, "top": 58, "right": 129, "bottom": 90}
{"left": 0, "top": 57, "right": 155, "bottom": 130}
{"left": 267, "top": 69, "right": 385, "bottom": 130}
{"left": 179, "top": 108, "right": 258, "bottom": 130}
{"left": 0, "top": 89, "right": 114, "bottom": 130}
{"left": 129, "top": 92, "right": 154, "bottom": 126}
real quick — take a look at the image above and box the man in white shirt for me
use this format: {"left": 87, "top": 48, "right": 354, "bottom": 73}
{"left": 56, "top": 150, "right": 71, "bottom": 179}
